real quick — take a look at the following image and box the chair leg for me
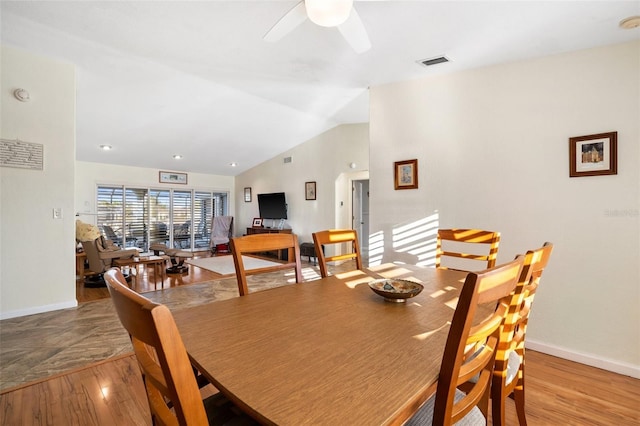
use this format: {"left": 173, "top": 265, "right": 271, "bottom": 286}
{"left": 513, "top": 383, "right": 527, "bottom": 425}
{"left": 491, "top": 388, "right": 507, "bottom": 426}
{"left": 478, "top": 385, "right": 491, "bottom": 420}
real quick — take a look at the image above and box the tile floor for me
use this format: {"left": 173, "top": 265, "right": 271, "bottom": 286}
{"left": 0, "top": 261, "right": 347, "bottom": 391}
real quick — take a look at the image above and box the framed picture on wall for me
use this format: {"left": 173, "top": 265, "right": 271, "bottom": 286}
{"left": 244, "top": 187, "right": 252, "bottom": 202}
{"left": 305, "top": 181, "right": 316, "bottom": 200}
{"left": 159, "top": 171, "right": 188, "bottom": 184}
{"left": 394, "top": 159, "right": 418, "bottom": 190}
{"left": 569, "top": 131, "right": 617, "bottom": 177}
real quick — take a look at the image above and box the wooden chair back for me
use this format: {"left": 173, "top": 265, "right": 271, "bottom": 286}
{"left": 230, "top": 233, "right": 303, "bottom": 296}
{"left": 433, "top": 256, "right": 524, "bottom": 425}
{"left": 436, "top": 228, "right": 501, "bottom": 271}
{"left": 104, "top": 268, "right": 209, "bottom": 425}
{"left": 492, "top": 242, "right": 553, "bottom": 426}
{"left": 312, "top": 229, "right": 363, "bottom": 278}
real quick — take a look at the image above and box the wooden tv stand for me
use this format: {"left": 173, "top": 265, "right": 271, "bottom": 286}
{"left": 246, "top": 227, "right": 292, "bottom": 235}
{"left": 246, "top": 227, "right": 292, "bottom": 260}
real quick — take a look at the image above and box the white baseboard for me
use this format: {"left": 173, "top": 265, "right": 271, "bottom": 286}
{"left": 0, "top": 300, "right": 78, "bottom": 320}
{"left": 526, "top": 338, "right": 640, "bottom": 379}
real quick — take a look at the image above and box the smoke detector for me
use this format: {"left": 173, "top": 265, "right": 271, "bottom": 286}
{"left": 13, "top": 88, "right": 30, "bottom": 102}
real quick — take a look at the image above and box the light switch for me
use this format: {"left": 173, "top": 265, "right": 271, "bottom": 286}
{"left": 53, "top": 208, "right": 63, "bottom": 219}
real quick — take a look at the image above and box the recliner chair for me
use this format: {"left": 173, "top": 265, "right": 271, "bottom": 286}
{"left": 149, "top": 243, "right": 192, "bottom": 274}
{"left": 81, "top": 236, "right": 137, "bottom": 287}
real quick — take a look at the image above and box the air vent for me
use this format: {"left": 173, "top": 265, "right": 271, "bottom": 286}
{"left": 418, "top": 56, "right": 450, "bottom": 67}
{"left": 283, "top": 156, "right": 292, "bottom": 164}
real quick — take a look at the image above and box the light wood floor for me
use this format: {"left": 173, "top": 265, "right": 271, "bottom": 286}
{"left": 8, "top": 257, "right": 637, "bottom": 424}
{"left": 76, "top": 251, "right": 226, "bottom": 303}
{"left": 2, "top": 350, "right": 638, "bottom": 425}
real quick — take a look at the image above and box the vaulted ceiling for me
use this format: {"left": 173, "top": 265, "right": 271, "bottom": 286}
{"left": 2, "top": 1, "right": 638, "bottom": 175}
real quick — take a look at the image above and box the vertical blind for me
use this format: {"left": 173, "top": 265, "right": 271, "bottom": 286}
{"left": 96, "top": 185, "right": 228, "bottom": 251}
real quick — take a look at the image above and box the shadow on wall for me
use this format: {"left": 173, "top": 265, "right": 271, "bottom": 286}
{"left": 369, "top": 212, "right": 439, "bottom": 267}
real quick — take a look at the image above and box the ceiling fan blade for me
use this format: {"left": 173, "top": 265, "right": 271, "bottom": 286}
{"left": 264, "top": 1, "right": 308, "bottom": 42}
{"left": 337, "top": 7, "right": 371, "bottom": 53}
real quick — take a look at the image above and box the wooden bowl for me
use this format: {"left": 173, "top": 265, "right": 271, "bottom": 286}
{"left": 367, "top": 279, "right": 424, "bottom": 303}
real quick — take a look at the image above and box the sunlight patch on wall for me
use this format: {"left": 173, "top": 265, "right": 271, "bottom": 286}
{"left": 368, "top": 212, "right": 440, "bottom": 266}
{"left": 368, "top": 230, "right": 385, "bottom": 265}
{"left": 392, "top": 213, "right": 439, "bottom": 267}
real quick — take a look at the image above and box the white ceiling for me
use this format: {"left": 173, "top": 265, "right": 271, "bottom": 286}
{"left": 2, "top": 1, "right": 638, "bottom": 175}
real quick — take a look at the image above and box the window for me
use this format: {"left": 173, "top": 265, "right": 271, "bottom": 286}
{"left": 126, "top": 187, "right": 148, "bottom": 250}
{"left": 194, "top": 191, "right": 213, "bottom": 249}
{"left": 96, "top": 185, "right": 228, "bottom": 252}
{"left": 172, "top": 190, "right": 192, "bottom": 249}
{"left": 149, "top": 189, "right": 170, "bottom": 248}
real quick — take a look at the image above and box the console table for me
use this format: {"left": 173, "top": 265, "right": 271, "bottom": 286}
{"left": 246, "top": 227, "right": 292, "bottom": 260}
{"left": 75, "top": 252, "right": 87, "bottom": 278}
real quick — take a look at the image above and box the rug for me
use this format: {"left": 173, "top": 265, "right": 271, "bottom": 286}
{"left": 186, "top": 255, "right": 280, "bottom": 276}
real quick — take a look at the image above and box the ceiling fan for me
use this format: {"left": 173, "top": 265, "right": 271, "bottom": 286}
{"left": 264, "top": 0, "right": 371, "bottom": 53}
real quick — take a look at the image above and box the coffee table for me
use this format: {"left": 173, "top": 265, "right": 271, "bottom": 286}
{"left": 113, "top": 255, "right": 166, "bottom": 289}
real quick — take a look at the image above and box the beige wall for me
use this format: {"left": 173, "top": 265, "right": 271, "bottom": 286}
{"left": 235, "top": 123, "right": 369, "bottom": 244}
{"left": 4, "top": 39, "right": 637, "bottom": 379}
{"left": 369, "top": 41, "right": 640, "bottom": 376}
{"left": 1, "top": 46, "right": 77, "bottom": 319}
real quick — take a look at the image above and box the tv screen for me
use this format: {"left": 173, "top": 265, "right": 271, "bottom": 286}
{"left": 258, "top": 192, "right": 287, "bottom": 219}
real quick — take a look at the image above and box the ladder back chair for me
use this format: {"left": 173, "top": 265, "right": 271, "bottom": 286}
{"left": 104, "top": 268, "right": 257, "bottom": 426}
{"left": 406, "top": 257, "right": 525, "bottom": 426}
{"left": 492, "top": 242, "right": 554, "bottom": 426}
{"left": 436, "top": 228, "right": 501, "bottom": 271}
{"left": 312, "top": 229, "right": 363, "bottom": 278}
{"left": 230, "top": 233, "right": 303, "bottom": 296}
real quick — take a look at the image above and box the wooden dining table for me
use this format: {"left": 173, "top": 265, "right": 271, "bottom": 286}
{"left": 173, "top": 263, "right": 469, "bottom": 425}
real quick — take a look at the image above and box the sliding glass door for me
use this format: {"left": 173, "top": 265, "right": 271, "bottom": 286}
{"left": 149, "top": 189, "right": 170, "bottom": 248}
{"left": 172, "top": 190, "right": 192, "bottom": 249}
{"left": 96, "top": 185, "right": 228, "bottom": 252}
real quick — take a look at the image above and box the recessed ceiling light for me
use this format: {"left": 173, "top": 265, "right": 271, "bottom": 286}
{"left": 173, "top": 154, "right": 183, "bottom": 159}
{"left": 619, "top": 16, "right": 640, "bottom": 29}
{"left": 230, "top": 162, "right": 238, "bottom": 167}
{"left": 99, "top": 145, "right": 112, "bottom": 151}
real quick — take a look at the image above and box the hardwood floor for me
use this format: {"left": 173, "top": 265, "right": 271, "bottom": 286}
{"left": 2, "top": 350, "right": 638, "bottom": 425}
{"left": 4, "top": 256, "right": 637, "bottom": 424}
{"left": 3, "top": 256, "right": 329, "bottom": 392}
{"left": 76, "top": 251, "right": 226, "bottom": 303}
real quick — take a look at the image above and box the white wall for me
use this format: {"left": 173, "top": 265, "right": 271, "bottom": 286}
{"left": 75, "top": 161, "right": 235, "bottom": 223}
{"left": 1, "top": 46, "right": 77, "bottom": 319}
{"left": 235, "top": 124, "right": 369, "bottom": 244}
{"left": 369, "top": 41, "right": 639, "bottom": 376}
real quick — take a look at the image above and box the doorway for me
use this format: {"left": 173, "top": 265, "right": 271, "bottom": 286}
{"left": 352, "top": 179, "right": 370, "bottom": 262}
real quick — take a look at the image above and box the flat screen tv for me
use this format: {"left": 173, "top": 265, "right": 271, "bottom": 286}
{"left": 258, "top": 192, "right": 287, "bottom": 219}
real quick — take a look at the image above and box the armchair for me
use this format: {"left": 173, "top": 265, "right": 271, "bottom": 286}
{"left": 77, "top": 220, "right": 137, "bottom": 287}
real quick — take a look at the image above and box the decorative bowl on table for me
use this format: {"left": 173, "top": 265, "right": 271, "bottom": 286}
{"left": 367, "top": 279, "right": 424, "bottom": 303}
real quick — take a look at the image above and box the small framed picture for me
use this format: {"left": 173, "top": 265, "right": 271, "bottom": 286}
{"left": 305, "top": 181, "right": 316, "bottom": 200}
{"left": 159, "top": 171, "right": 188, "bottom": 184}
{"left": 394, "top": 159, "right": 418, "bottom": 190}
{"left": 569, "top": 131, "right": 617, "bottom": 177}
{"left": 244, "top": 187, "right": 252, "bottom": 202}
{"left": 252, "top": 218, "right": 263, "bottom": 227}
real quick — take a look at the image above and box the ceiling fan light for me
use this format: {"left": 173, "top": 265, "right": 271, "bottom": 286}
{"left": 306, "top": 0, "right": 353, "bottom": 27}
